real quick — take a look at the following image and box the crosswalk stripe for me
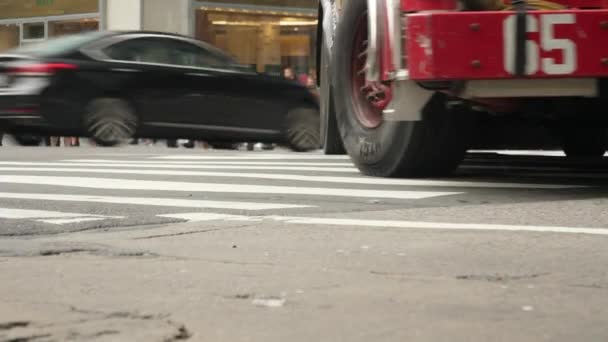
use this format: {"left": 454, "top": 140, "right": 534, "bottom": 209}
{"left": 150, "top": 154, "right": 351, "bottom": 160}
{"left": 0, "top": 162, "right": 357, "bottom": 173}
{"left": 156, "top": 212, "right": 608, "bottom": 236}
{"left": 469, "top": 149, "right": 608, "bottom": 157}
{"left": 0, "top": 207, "right": 122, "bottom": 224}
{"left": 0, "top": 167, "right": 587, "bottom": 189}
{"left": 461, "top": 164, "right": 607, "bottom": 173}
{"left": 63, "top": 159, "right": 354, "bottom": 167}
{"left": 0, "top": 175, "right": 462, "bottom": 200}
{"left": 0, "top": 192, "right": 311, "bottom": 210}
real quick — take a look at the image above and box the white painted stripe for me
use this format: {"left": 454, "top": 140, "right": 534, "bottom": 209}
{"left": 461, "top": 164, "right": 591, "bottom": 173}
{"left": 0, "top": 162, "right": 357, "bottom": 173}
{"left": 469, "top": 149, "right": 608, "bottom": 157}
{"left": 150, "top": 154, "right": 351, "bottom": 160}
{"left": 518, "top": 173, "right": 608, "bottom": 179}
{"left": 158, "top": 213, "right": 248, "bottom": 222}
{"left": 0, "top": 192, "right": 311, "bottom": 210}
{"left": 0, "top": 167, "right": 586, "bottom": 189}
{"left": 159, "top": 212, "right": 608, "bottom": 236}
{"left": 0, "top": 175, "right": 461, "bottom": 200}
{"left": 0, "top": 208, "right": 92, "bottom": 219}
{"left": 0, "top": 208, "right": 122, "bottom": 225}
{"left": 38, "top": 217, "right": 108, "bottom": 225}
{"left": 63, "top": 159, "right": 354, "bottom": 167}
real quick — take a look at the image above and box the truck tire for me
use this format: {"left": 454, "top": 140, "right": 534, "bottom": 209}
{"left": 332, "top": 0, "right": 475, "bottom": 177}
{"left": 84, "top": 98, "right": 138, "bottom": 147}
{"left": 560, "top": 127, "right": 607, "bottom": 158}
{"left": 285, "top": 107, "right": 321, "bottom": 152}
{"left": 320, "top": 33, "right": 346, "bottom": 155}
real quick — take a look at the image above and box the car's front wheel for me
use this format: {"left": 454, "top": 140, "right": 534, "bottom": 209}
{"left": 84, "top": 98, "right": 138, "bottom": 147}
{"left": 285, "top": 107, "right": 321, "bottom": 152}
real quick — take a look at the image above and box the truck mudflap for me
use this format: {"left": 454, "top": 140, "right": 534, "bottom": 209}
{"left": 406, "top": 9, "right": 608, "bottom": 80}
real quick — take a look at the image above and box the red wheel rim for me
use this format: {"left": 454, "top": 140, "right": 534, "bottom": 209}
{"left": 350, "top": 13, "right": 392, "bottom": 129}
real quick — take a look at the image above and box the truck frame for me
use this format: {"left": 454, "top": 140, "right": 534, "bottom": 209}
{"left": 317, "top": 0, "right": 608, "bottom": 177}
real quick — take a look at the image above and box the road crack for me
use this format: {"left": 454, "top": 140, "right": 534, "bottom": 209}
{"left": 0, "top": 321, "right": 30, "bottom": 330}
{"left": 133, "top": 222, "right": 263, "bottom": 240}
{"left": 456, "top": 273, "right": 550, "bottom": 282}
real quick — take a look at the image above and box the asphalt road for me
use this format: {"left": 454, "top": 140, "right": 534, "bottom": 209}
{"left": 1, "top": 143, "right": 608, "bottom": 341}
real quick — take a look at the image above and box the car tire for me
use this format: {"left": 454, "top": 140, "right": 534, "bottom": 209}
{"left": 285, "top": 107, "right": 321, "bottom": 152}
{"left": 332, "top": 0, "right": 476, "bottom": 177}
{"left": 84, "top": 98, "right": 138, "bottom": 147}
{"left": 14, "top": 134, "right": 43, "bottom": 146}
{"left": 320, "top": 31, "right": 346, "bottom": 155}
{"left": 560, "top": 126, "right": 607, "bottom": 158}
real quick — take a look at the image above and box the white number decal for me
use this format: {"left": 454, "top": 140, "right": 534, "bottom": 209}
{"left": 503, "top": 13, "right": 576, "bottom": 75}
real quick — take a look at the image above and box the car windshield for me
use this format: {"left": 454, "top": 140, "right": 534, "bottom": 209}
{"left": 9, "top": 31, "right": 109, "bottom": 57}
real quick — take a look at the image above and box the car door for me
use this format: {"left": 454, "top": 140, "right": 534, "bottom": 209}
{"left": 163, "top": 40, "right": 285, "bottom": 136}
{"left": 100, "top": 36, "right": 204, "bottom": 130}
{"left": 156, "top": 39, "right": 228, "bottom": 131}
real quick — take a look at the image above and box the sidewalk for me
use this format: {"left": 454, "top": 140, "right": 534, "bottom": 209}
{"left": 2, "top": 211, "right": 608, "bottom": 342}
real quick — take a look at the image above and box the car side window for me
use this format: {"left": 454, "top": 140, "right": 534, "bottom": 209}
{"left": 104, "top": 38, "right": 172, "bottom": 65}
{"left": 165, "top": 40, "right": 230, "bottom": 69}
{"left": 104, "top": 37, "right": 233, "bottom": 69}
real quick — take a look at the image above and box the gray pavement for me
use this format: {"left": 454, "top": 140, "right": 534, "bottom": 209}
{"left": 1, "top": 145, "right": 608, "bottom": 341}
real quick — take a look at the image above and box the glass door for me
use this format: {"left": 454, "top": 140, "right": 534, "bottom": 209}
{"left": 0, "top": 23, "right": 20, "bottom": 52}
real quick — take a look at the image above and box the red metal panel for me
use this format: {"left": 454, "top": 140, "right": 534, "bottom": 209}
{"left": 406, "top": 10, "right": 608, "bottom": 80}
{"left": 502, "top": 0, "right": 608, "bottom": 8}
{"left": 401, "top": 0, "right": 457, "bottom": 12}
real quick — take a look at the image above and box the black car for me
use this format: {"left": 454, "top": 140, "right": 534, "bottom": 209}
{"left": 0, "top": 31, "right": 320, "bottom": 151}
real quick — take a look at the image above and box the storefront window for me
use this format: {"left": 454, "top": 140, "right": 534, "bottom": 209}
{"left": 0, "top": 24, "right": 19, "bottom": 52}
{"left": 49, "top": 18, "right": 99, "bottom": 37}
{"left": 0, "top": 0, "right": 99, "bottom": 20}
{"left": 22, "top": 22, "right": 45, "bottom": 40}
{"left": 195, "top": 7, "right": 317, "bottom": 76}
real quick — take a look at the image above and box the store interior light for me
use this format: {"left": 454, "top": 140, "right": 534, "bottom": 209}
{"left": 211, "top": 20, "right": 317, "bottom": 26}
{"left": 199, "top": 6, "right": 316, "bottom": 17}
{"left": 279, "top": 20, "right": 317, "bottom": 25}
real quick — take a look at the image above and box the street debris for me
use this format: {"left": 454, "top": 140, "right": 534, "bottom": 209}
{"left": 252, "top": 297, "right": 286, "bottom": 308}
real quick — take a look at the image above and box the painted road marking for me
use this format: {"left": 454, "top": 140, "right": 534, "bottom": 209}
{"left": 158, "top": 212, "right": 608, "bottom": 236}
{"left": 0, "top": 192, "right": 311, "bottom": 210}
{"left": 0, "top": 175, "right": 462, "bottom": 200}
{"left": 62, "top": 159, "right": 355, "bottom": 167}
{"left": 150, "top": 154, "right": 351, "bottom": 160}
{"left": 0, "top": 166, "right": 587, "bottom": 189}
{"left": 0, "top": 162, "right": 357, "bottom": 173}
{"left": 469, "top": 149, "right": 605, "bottom": 157}
{"left": 0, "top": 208, "right": 123, "bottom": 225}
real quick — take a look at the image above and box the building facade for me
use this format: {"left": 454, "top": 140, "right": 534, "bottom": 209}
{"left": 0, "top": 0, "right": 317, "bottom": 76}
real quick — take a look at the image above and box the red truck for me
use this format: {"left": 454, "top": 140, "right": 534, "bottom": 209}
{"left": 317, "top": 0, "right": 608, "bottom": 177}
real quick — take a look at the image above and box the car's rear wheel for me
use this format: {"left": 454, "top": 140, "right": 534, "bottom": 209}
{"left": 13, "top": 134, "right": 43, "bottom": 146}
{"left": 560, "top": 126, "right": 607, "bottom": 158}
{"left": 332, "top": 0, "right": 475, "bottom": 177}
{"left": 84, "top": 98, "right": 138, "bottom": 147}
{"left": 285, "top": 107, "right": 321, "bottom": 152}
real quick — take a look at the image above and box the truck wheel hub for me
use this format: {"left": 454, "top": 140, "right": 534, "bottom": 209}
{"left": 350, "top": 13, "right": 392, "bottom": 129}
